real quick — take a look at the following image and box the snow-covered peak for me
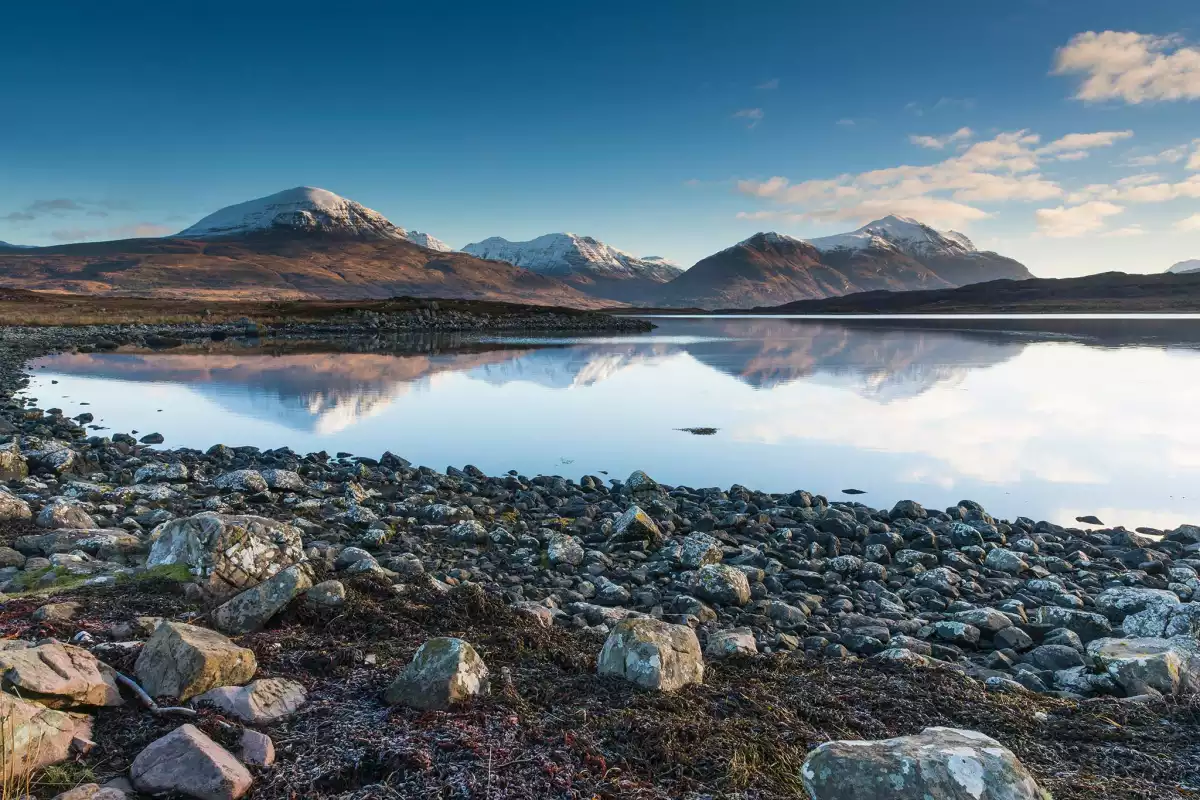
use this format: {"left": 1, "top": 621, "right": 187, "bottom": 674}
{"left": 405, "top": 231, "right": 452, "bottom": 252}
{"left": 461, "top": 233, "right": 682, "bottom": 282}
{"left": 1168, "top": 259, "right": 1200, "bottom": 275}
{"left": 808, "top": 215, "right": 976, "bottom": 257}
{"left": 736, "top": 231, "right": 808, "bottom": 248}
{"left": 177, "top": 187, "right": 411, "bottom": 241}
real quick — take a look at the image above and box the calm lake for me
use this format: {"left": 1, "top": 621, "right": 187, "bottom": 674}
{"left": 20, "top": 316, "right": 1200, "bottom": 531}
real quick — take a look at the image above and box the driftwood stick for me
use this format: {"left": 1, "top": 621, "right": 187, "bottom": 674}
{"left": 114, "top": 671, "right": 198, "bottom": 718}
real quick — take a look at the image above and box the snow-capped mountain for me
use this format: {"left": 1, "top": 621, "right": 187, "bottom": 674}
{"left": 405, "top": 231, "right": 452, "bottom": 252}
{"left": 461, "top": 233, "right": 683, "bottom": 282}
{"left": 807, "top": 214, "right": 974, "bottom": 258}
{"left": 1168, "top": 259, "right": 1200, "bottom": 275}
{"left": 653, "top": 216, "right": 1031, "bottom": 309}
{"left": 175, "top": 186, "right": 448, "bottom": 251}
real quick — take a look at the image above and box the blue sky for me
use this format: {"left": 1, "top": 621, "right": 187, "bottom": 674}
{"left": 2, "top": 0, "right": 1199, "bottom": 276}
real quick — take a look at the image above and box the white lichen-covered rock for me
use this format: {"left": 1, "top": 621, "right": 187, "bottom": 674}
{"left": 624, "top": 470, "right": 660, "bottom": 494}
{"left": 384, "top": 637, "right": 490, "bottom": 710}
{"left": 0, "top": 487, "right": 32, "bottom": 521}
{"left": 984, "top": 548, "right": 1028, "bottom": 574}
{"left": 1033, "top": 606, "right": 1111, "bottom": 643}
{"left": 212, "top": 564, "right": 312, "bottom": 634}
{"left": 0, "top": 640, "right": 123, "bottom": 708}
{"left": 15, "top": 528, "right": 143, "bottom": 559}
{"left": 1124, "top": 602, "right": 1200, "bottom": 639}
{"left": 212, "top": 469, "right": 268, "bottom": 495}
{"left": 873, "top": 648, "right": 935, "bottom": 667}
{"left": 146, "top": 513, "right": 304, "bottom": 599}
{"left": 134, "top": 622, "right": 257, "bottom": 701}
{"left": 546, "top": 533, "right": 584, "bottom": 566}
{"left": 705, "top": 627, "right": 757, "bottom": 659}
{"left": 260, "top": 469, "right": 306, "bottom": 492}
{"left": 694, "top": 563, "right": 751, "bottom": 606}
{"left": 610, "top": 505, "right": 662, "bottom": 546}
{"left": 679, "top": 532, "right": 723, "bottom": 569}
{"left": 304, "top": 579, "right": 346, "bottom": 608}
{"left": 801, "top": 727, "right": 1049, "bottom": 799}
{"left": 194, "top": 678, "right": 308, "bottom": 724}
{"left": 0, "top": 691, "right": 93, "bottom": 777}
{"left": 597, "top": 618, "right": 704, "bottom": 691}
{"left": 36, "top": 498, "right": 97, "bottom": 530}
{"left": 131, "top": 724, "right": 252, "bottom": 800}
{"left": 1094, "top": 587, "right": 1180, "bottom": 624}
{"left": 23, "top": 439, "right": 77, "bottom": 475}
{"left": 134, "top": 462, "right": 190, "bottom": 484}
{"left": 1087, "top": 636, "right": 1200, "bottom": 696}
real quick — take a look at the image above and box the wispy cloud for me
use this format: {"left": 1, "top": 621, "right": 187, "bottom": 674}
{"left": 733, "top": 108, "right": 764, "bottom": 128}
{"left": 1054, "top": 31, "right": 1200, "bottom": 103}
{"left": 1100, "top": 225, "right": 1146, "bottom": 238}
{"left": 756, "top": 78, "right": 779, "bottom": 90}
{"left": 50, "top": 222, "right": 175, "bottom": 242}
{"left": 734, "top": 128, "right": 1133, "bottom": 229}
{"left": 3, "top": 196, "right": 133, "bottom": 223}
{"left": 909, "top": 127, "right": 973, "bottom": 149}
{"left": 1177, "top": 213, "right": 1200, "bottom": 232}
{"left": 1035, "top": 201, "right": 1124, "bottom": 238}
{"left": 835, "top": 118, "right": 857, "bottom": 127}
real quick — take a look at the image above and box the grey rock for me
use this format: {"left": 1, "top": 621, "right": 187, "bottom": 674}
{"left": 134, "top": 622, "right": 257, "bottom": 701}
{"left": 384, "top": 637, "right": 490, "bottom": 710}
{"left": 194, "top": 677, "right": 307, "bottom": 724}
{"left": 130, "top": 723, "right": 252, "bottom": 800}
{"left": 597, "top": 618, "right": 704, "bottom": 691}
{"left": 212, "top": 564, "right": 313, "bottom": 634}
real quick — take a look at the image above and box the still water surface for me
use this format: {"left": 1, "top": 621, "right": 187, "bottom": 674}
{"left": 20, "top": 316, "right": 1200, "bottom": 530}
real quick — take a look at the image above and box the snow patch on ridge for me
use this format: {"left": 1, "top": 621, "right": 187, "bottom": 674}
{"left": 1168, "top": 259, "right": 1200, "bottom": 275}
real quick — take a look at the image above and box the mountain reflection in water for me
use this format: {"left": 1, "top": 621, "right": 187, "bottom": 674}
{"left": 22, "top": 316, "right": 1200, "bottom": 530}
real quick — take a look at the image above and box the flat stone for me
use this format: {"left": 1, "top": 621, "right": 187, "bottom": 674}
{"left": 705, "top": 627, "right": 758, "bottom": 659}
{"left": 0, "top": 640, "right": 122, "bottom": 708}
{"left": 194, "top": 677, "right": 307, "bottom": 724}
{"left": 801, "top": 726, "right": 1047, "bottom": 799}
{"left": 131, "top": 723, "right": 252, "bottom": 800}
{"left": 1088, "top": 636, "right": 1200, "bottom": 696}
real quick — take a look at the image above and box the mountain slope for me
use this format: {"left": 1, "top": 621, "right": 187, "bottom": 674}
{"left": 0, "top": 188, "right": 609, "bottom": 307}
{"left": 1168, "top": 259, "right": 1200, "bottom": 275}
{"left": 462, "top": 233, "right": 682, "bottom": 302}
{"left": 654, "top": 216, "right": 1031, "bottom": 309}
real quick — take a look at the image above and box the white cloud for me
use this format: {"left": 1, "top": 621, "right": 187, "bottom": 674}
{"left": 1100, "top": 225, "right": 1146, "bottom": 238}
{"left": 733, "top": 128, "right": 1130, "bottom": 228}
{"left": 1035, "top": 201, "right": 1124, "bottom": 237}
{"left": 1054, "top": 31, "right": 1200, "bottom": 103}
{"left": 1055, "top": 151, "right": 1090, "bottom": 161}
{"left": 733, "top": 108, "right": 764, "bottom": 128}
{"left": 1038, "top": 130, "right": 1133, "bottom": 153}
{"left": 909, "top": 127, "right": 974, "bottom": 149}
{"left": 1068, "top": 174, "right": 1200, "bottom": 204}
{"left": 1127, "top": 139, "right": 1200, "bottom": 166}
{"left": 756, "top": 78, "right": 780, "bottom": 90}
{"left": 835, "top": 118, "right": 856, "bottom": 127}
{"left": 1178, "top": 213, "right": 1200, "bottom": 232}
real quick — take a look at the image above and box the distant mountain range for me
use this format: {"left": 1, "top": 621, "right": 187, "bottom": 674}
{"left": 462, "top": 233, "right": 682, "bottom": 302}
{"left": 1168, "top": 259, "right": 1200, "bottom": 275}
{"left": 0, "top": 187, "right": 1032, "bottom": 308}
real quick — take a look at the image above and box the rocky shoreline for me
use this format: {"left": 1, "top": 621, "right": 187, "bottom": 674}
{"left": 0, "top": 322, "right": 1197, "bottom": 798}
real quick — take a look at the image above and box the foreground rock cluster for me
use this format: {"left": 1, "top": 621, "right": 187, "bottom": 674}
{"left": 0, "top": 324, "right": 1195, "bottom": 797}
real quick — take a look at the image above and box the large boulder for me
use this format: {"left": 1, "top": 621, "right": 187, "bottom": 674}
{"left": 36, "top": 498, "right": 96, "bottom": 530}
{"left": 694, "top": 563, "right": 751, "bottom": 606}
{"left": 146, "top": 513, "right": 305, "bottom": 600}
{"left": 0, "top": 640, "right": 122, "bottom": 708}
{"left": 0, "top": 487, "right": 32, "bottom": 521}
{"left": 1087, "top": 637, "right": 1200, "bottom": 696}
{"left": 131, "top": 724, "right": 252, "bottom": 800}
{"left": 194, "top": 678, "right": 308, "bottom": 724}
{"left": 384, "top": 637, "right": 490, "bottom": 710}
{"left": 1094, "top": 587, "right": 1180, "bottom": 624}
{"left": 23, "top": 439, "right": 78, "bottom": 475}
{"left": 134, "top": 622, "right": 256, "bottom": 701}
{"left": 1124, "top": 602, "right": 1200, "bottom": 639}
{"left": 801, "top": 726, "right": 1048, "bottom": 799}
{"left": 610, "top": 505, "right": 663, "bottom": 547}
{"left": 546, "top": 533, "right": 584, "bottom": 567}
{"left": 212, "top": 470, "right": 268, "bottom": 495}
{"left": 134, "top": 462, "right": 189, "bottom": 484}
{"left": 705, "top": 627, "right": 758, "bottom": 659}
{"left": 0, "top": 692, "right": 93, "bottom": 777}
{"left": 0, "top": 442, "right": 28, "bottom": 481}
{"left": 1033, "top": 606, "right": 1111, "bottom": 643}
{"left": 679, "top": 532, "right": 723, "bottom": 569}
{"left": 597, "top": 618, "right": 704, "bottom": 691}
{"left": 15, "top": 529, "right": 143, "bottom": 559}
{"left": 212, "top": 564, "right": 313, "bottom": 634}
